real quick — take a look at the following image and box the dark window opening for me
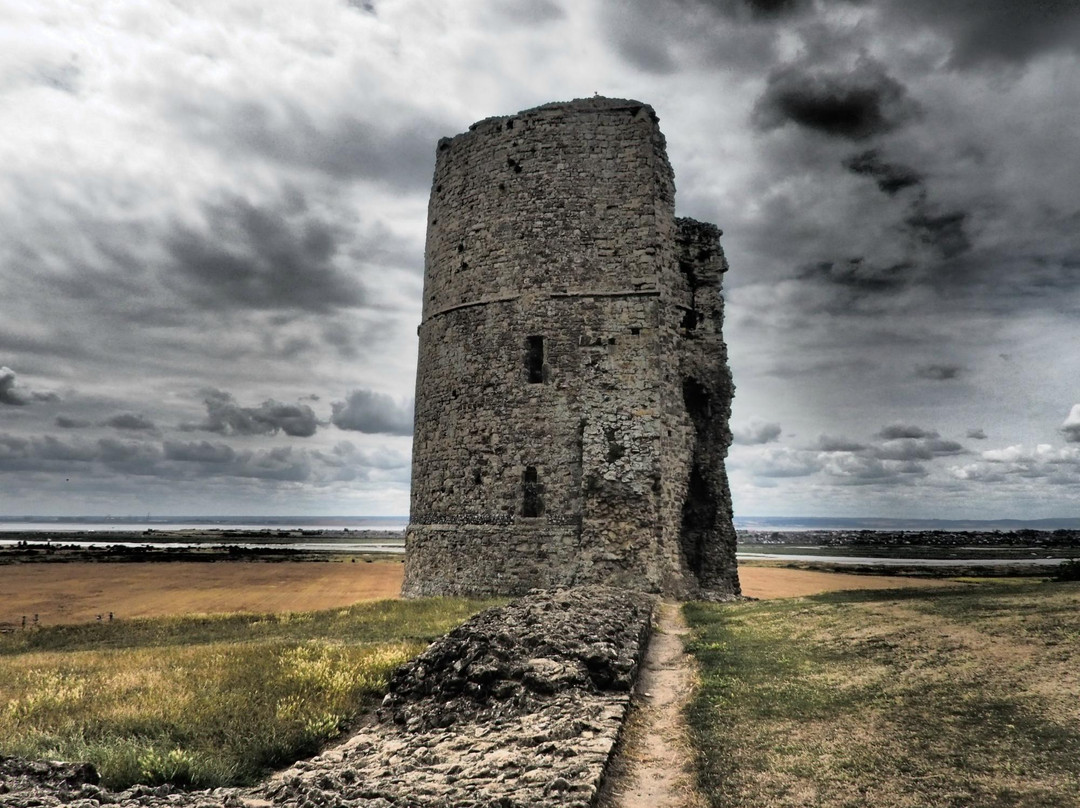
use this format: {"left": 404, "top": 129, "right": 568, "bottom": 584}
{"left": 522, "top": 466, "right": 543, "bottom": 517}
{"left": 630, "top": 327, "right": 641, "bottom": 335}
{"left": 604, "top": 427, "right": 625, "bottom": 463}
{"left": 526, "top": 335, "right": 544, "bottom": 383}
{"left": 682, "top": 377, "right": 711, "bottom": 431}
{"left": 681, "top": 309, "right": 699, "bottom": 331}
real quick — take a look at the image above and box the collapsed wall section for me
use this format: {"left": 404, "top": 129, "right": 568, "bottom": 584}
{"left": 672, "top": 218, "right": 739, "bottom": 594}
{"left": 403, "top": 97, "right": 739, "bottom": 599}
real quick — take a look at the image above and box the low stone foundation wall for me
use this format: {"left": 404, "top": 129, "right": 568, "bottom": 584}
{"left": 0, "top": 587, "right": 656, "bottom": 808}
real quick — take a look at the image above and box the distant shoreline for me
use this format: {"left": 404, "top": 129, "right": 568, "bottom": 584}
{"left": 0, "top": 529, "right": 405, "bottom": 564}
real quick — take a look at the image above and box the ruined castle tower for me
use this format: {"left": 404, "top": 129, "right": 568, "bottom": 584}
{"left": 402, "top": 97, "right": 739, "bottom": 599}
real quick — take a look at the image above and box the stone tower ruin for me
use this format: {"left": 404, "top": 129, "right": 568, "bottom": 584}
{"left": 402, "top": 97, "right": 739, "bottom": 600}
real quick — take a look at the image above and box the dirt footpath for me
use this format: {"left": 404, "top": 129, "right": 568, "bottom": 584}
{"left": 0, "top": 559, "right": 405, "bottom": 626}
{"left": 604, "top": 567, "right": 953, "bottom": 807}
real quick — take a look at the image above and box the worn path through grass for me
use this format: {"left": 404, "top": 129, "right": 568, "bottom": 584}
{"left": 603, "top": 602, "right": 705, "bottom": 808}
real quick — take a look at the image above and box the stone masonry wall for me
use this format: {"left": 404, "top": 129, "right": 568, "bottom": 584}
{"left": 403, "top": 97, "right": 739, "bottom": 599}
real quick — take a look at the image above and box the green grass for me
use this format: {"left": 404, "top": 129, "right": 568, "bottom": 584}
{"left": 0, "top": 598, "right": 496, "bottom": 789}
{"left": 684, "top": 581, "right": 1080, "bottom": 808}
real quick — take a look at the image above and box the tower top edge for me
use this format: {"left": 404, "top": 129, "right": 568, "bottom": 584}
{"left": 436, "top": 97, "right": 658, "bottom": 149}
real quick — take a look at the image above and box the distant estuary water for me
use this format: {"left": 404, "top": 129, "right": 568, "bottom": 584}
{"left": 0, "top": 538, "right": 407, "bottom": 554}
{"left": 736, "top": 552, "right": 1067, "bottom": 567}
{"left": 0, "top": 517, "right": 408, "bottom": 554}
{"left": 0, "top": 518, "right": 408, "bottom": 533}
{"left": 2, "top": 520, "right": 1076, "bottom": 568}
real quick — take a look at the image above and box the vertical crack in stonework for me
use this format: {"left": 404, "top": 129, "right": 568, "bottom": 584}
{"left": 403, "top": 97, "right": 740, "bottom": 599}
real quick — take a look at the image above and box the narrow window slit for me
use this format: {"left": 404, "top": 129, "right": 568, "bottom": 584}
{"left": 526, "top": 335, "right": 544, "bottom": 383}
{"left": 522, "top": 466, "right": 543, "bottom": 517}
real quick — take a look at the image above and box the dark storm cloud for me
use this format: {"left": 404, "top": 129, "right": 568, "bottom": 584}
{"left": 905, "top": 208, "right": 971, "bottom": 260}
{"left": 177, "top": 97, "right": 444, "bottom": 192}
{"left": 35, "top": 436, "right": 98, "bottom": 463}
{"left": 331, "top": 390, "right": 413, "bottom": 435}
{"left": 874, "top": 437, "right": 964, "bottom": 461}
{"left": 796, "top": 258, "right": 911, "bottom": 295}
{"left": 102, "top": 413, "right": 158, "bottom": 432}
{"left": 0, "top": 368, "right": 28, "bottom": 406}
{"left": 0, "top": 435, "right": 29, "bottom": 461}
{"left": 489, "top": 0, "right": 564, "bottom": 24}
{"left": 163, "top": 440, "right": 237, "bottom": 464}
{"left": 816, "top": 435, "right": 867, "bottom": 453}
{"left": 0, "top": 434, "right": 104, "bottom": 469}
{"left": 967, "top": 429, "right": 988, "bottom": 440}
{"left": 98, "top": 438, "right": 164, "bottom": 473}
{"left": 843, "top": 150, "right": 922, "bottom": 196}
{"left": 0, "top": 367, "right": 58, "bottom": 406}
{"left": 601, "top": 0, "right": 783, "bottom": 74}
{"left": 873, "top": 0, "right": 1080, "bottom": 69}
{"left": 163, "top": 440, "right": 311, "bottom": 482}
{"left": 753, "top": 59, "right": 918, "bottom": 140}
{"left": 915, "top": 364, "right": 963, "bottom": 381}
{"left": 182, "top": 389, "right": 319, "bottom": 438}
{"left": 859, "top": 425, "right": 967, "bottom": 462}
{"left": 55, "top": 416, "right": 92, "bottom": 429}
{"left": 0, "top": 431, "right": 381, "bottom": 484}
{"left": 729, "top": 0, "right": 807, "bottom": 19}
{"left": 164, "top": 193, "right": 364, "bottom": 313}
{"left": 877, "top": 424, "right": 937, "bottom": 440}
{"left": 732, "top": 419, "right": 782, "bottom": 445}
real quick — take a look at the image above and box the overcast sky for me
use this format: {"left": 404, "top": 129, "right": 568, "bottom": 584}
{"left": 1, "top": 0, "right": 1078, "bottom": 519}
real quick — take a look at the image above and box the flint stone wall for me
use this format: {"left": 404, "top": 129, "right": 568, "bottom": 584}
{"left": 404, "top": 97, "right": 739, "bottom": 600}
{"left": 0, "top": 587, "right": 654, "bottom": 808}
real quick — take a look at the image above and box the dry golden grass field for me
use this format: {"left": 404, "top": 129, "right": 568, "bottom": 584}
{"left": 737, "top": 563, "right": 960, "bottom": 599}
{"left": 0, "top": 559, "right": 406, "bottom": 626}
{"left": 0, "top": 558, "right": 956, "bottom": 629}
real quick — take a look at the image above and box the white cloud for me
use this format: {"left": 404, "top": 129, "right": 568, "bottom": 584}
{"left": 1061, "top": 404, "right": 1080, "bottom": 443}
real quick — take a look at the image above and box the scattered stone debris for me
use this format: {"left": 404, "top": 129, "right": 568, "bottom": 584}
{"left": 0, "top": 586, "right": 655, "bottom": 808}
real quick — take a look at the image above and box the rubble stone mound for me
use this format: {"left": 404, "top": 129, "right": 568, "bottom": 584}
{"left": 0, "top": 757, "right": 98, "bottom": 793}
{"left": 380, "top": 586, "right": 654, "bottom": 730}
